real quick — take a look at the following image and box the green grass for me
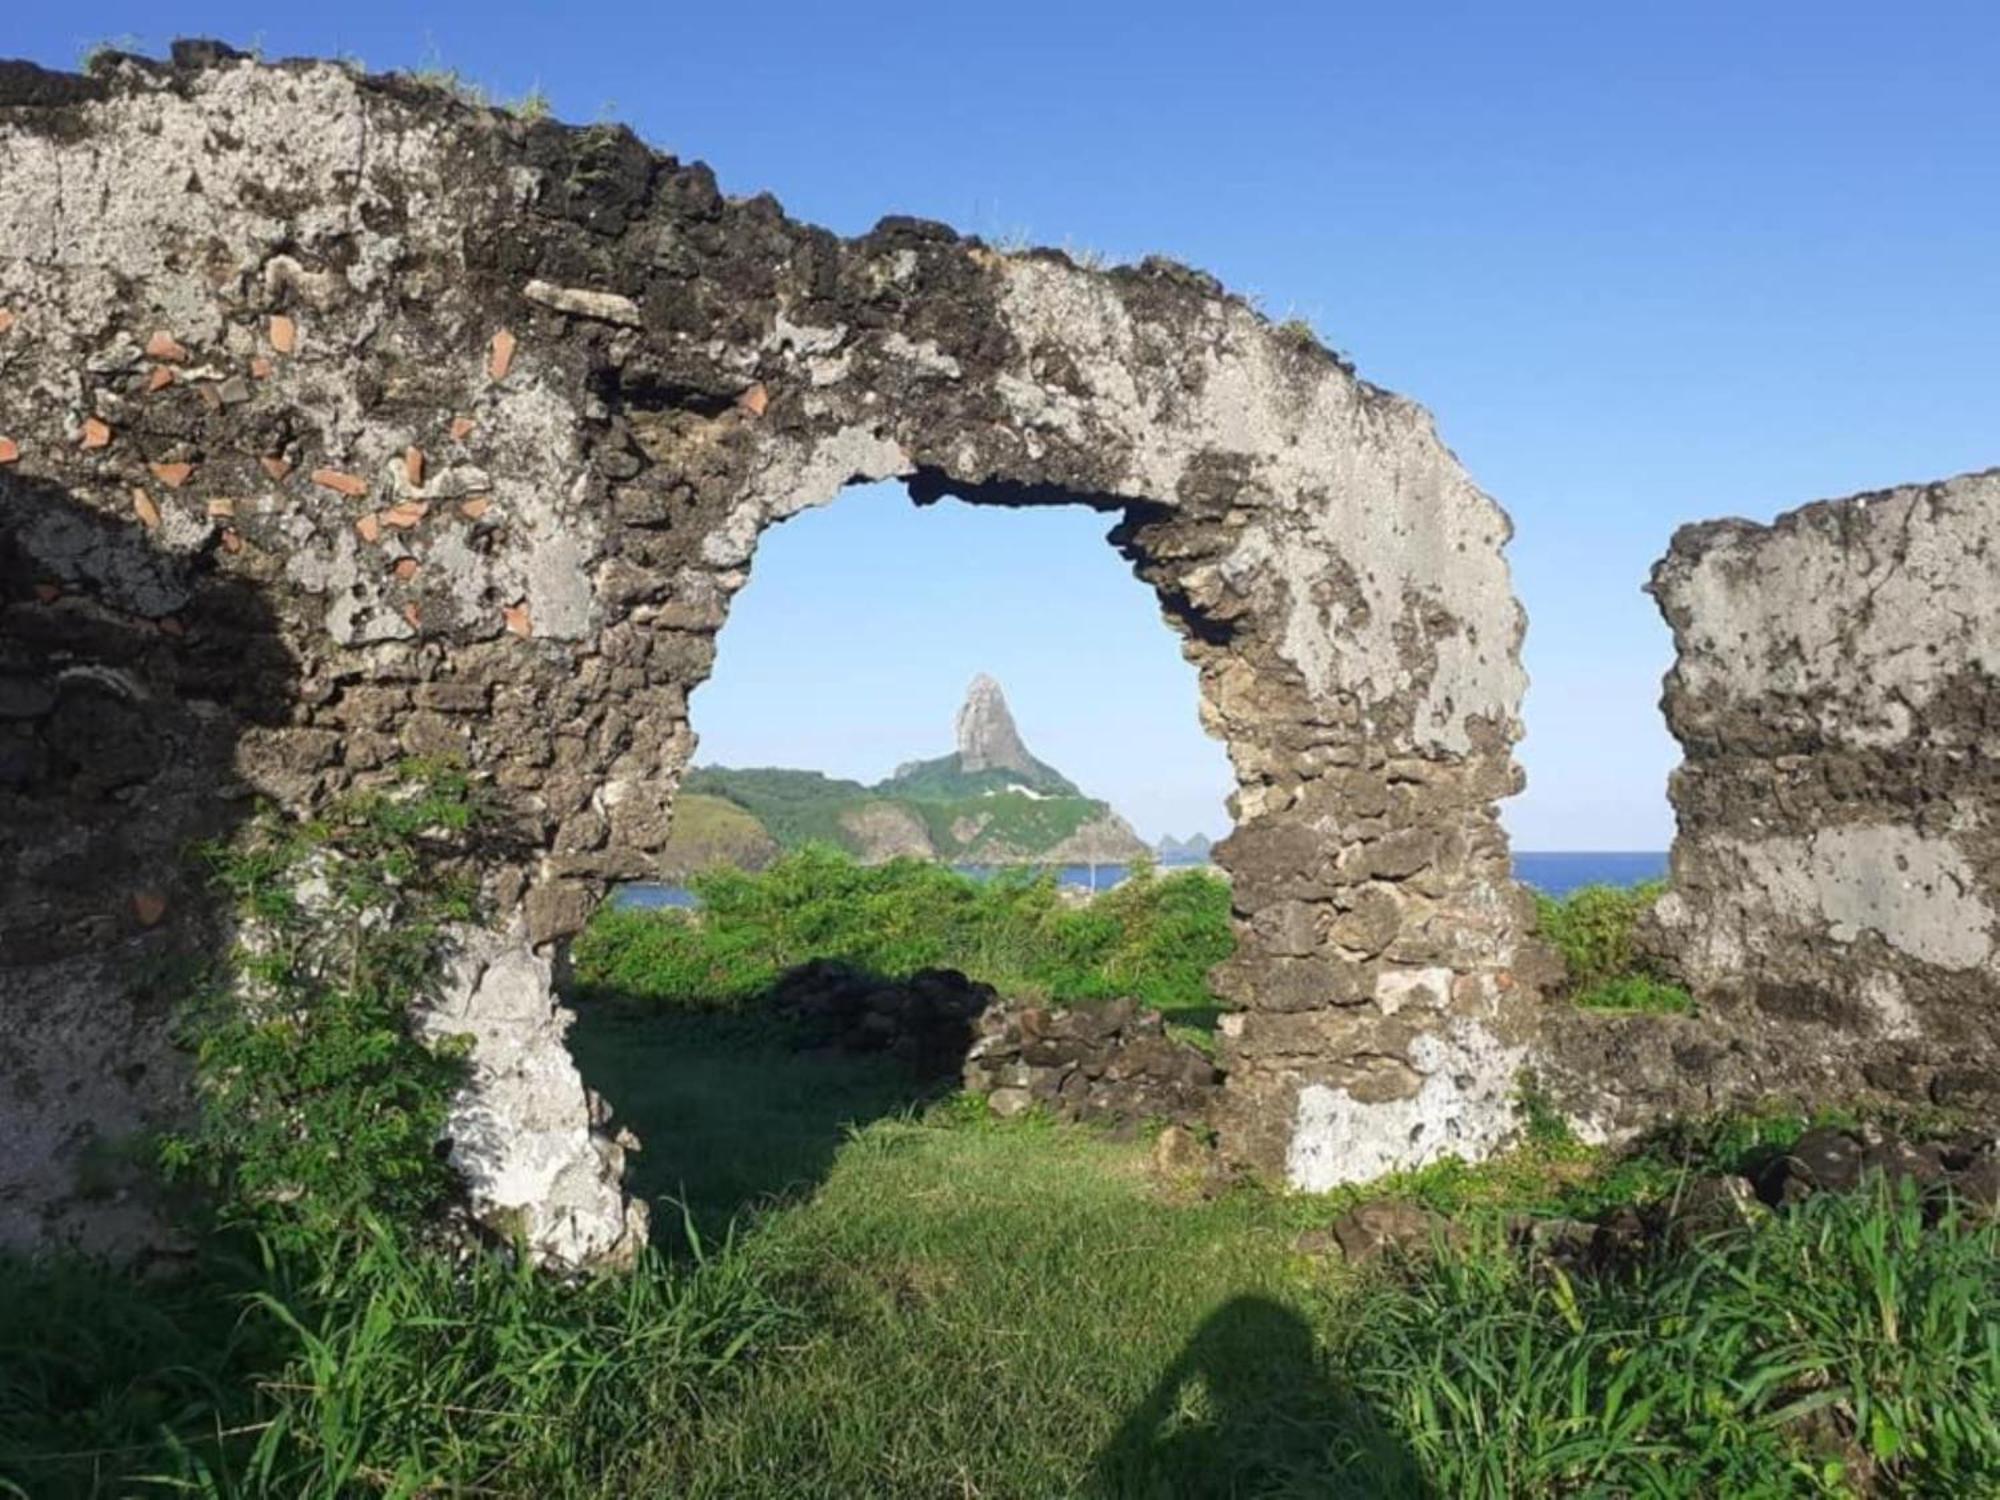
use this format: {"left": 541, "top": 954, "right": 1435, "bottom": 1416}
{"left": 13, "top": 1000, "right": 2000, "bottom": 1497}
{"left": 1535, "top": 879, "right": 1695, "bottom": 1014}
{"left": 569, "top": 1009, "right": 930, "bottom": 1243}
{"left": 16, "top": 807, "right": 1994, "bottom": 1497}
{"left": 0, "top": 1222, "right": 787, "bottom": 1498}
{"left": 570, "top": 844, "right": 1234, "bottom": 1023}
{"left": 573, "top": 1025, "right": 2000, "bottom": 1497}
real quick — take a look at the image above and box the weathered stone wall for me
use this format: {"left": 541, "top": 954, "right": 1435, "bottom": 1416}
{"left": 0, "top": 44, "right": 1536, "bottom": 1258}
{"left": 1546, "top": 468, "right": 2000, "bottom": 1136}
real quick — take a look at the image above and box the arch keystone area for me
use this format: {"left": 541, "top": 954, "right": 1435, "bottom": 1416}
{"left": 0, "top": 45, "right": 1536, "bottom": 1262}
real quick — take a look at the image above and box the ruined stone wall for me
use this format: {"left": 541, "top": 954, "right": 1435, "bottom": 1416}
{"left": 0, "top": 45, "right": 1536, "bottom": 1259}
{"left": 1546, "top": 468, "right": 2000, "bottom": 1135}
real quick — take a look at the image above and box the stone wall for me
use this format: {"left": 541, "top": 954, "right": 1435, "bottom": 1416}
{"left": 0, "top": 44, "right": 1538, "bottom": 1258}
{"left": 1544, "top": 468, "right": 2000, "bottom": 1136}
{"left": 965, "top": 998, "right": 1221, "bottom": 1130}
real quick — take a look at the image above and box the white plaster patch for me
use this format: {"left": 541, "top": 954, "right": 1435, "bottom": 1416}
{"left": 1719, "top": 825, "right": 1995, "bottom": 971}
{"left": 1284, "top": 1017, "right": 1526, "bottom": 1190}
{"left": 1375, "top": 966, "right": 1452, "bottom": 1017}
{"left": 702, "top": 426, "right": 913, "bottom": 567}
{"left": 1669, "top": 473, "right": 2000, "bottom": 745}
{"left": 416, "top": 927, "right": 645, "bottom": 1269}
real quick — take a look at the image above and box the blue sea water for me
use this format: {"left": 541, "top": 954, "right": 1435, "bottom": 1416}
{"left": 1512, "top": 850, "right": 1668, "bottom": 897}
{"left": 612, "top": 850, "right": 1667, "bottom": 910}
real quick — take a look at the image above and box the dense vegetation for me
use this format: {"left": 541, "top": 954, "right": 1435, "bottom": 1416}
{"left": 2, "top": 764, "right": 785, "bottom": 1497}
{"left": 874, "top": 749, "right": 1079, "bottom": 798}
{"left": 1534, "top": 878, "right": 1695, "bottom": 1014}
{"left": 572, "top": 845, "right": 1235, "bottom": 1024}
{"left": 679, "top": 763, "right": 1122, "bottom": 862}
{"left": 10, "top": 817, "right": 1993, "bottom": 1497}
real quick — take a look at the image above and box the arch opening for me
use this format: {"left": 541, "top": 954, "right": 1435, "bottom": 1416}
{"left": 566, "top": 474, "right": 1241, "bottom": 1234}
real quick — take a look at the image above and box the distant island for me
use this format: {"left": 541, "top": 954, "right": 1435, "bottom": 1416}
{"left": 661, "top": 675, "right": 1156, "bottom": 874}
{"left": 1155, "top": 832, "right": 1214, "bottom": 863}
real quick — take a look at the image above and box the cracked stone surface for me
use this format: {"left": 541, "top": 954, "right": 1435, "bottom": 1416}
{"left": 0, "top": 44, "right": 1541, "bottom": 1258}
{"left": 1543, "top": 467, "right": 2000, "bottom": 1137}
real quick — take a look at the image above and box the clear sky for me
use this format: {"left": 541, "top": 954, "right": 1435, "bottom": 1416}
{"left": 16, "top": 4, "right": 1998, "bottom": 846}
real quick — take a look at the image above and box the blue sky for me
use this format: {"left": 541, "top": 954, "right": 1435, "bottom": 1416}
{"left": 17, "top": 3, "right": 1998, "bottom": 846}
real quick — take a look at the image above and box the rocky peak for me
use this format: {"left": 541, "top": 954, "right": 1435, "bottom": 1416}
{"left": 954, "top": 674, "right": 1036, "bottom": 776}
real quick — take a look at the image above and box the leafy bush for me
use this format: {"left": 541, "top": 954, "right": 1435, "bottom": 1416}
{"left": 1534, "top": 880, "right": 1693, "bottom": 1014}
{"left": 570, "top": 845, "right": 1234, "bottom": 1020}
{"left": 161, "top": 763, "right": 484, "bottom": 1247}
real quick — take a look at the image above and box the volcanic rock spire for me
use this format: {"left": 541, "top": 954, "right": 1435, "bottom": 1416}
{"left": 954, "top": 674, "right": 1037, "bottom": 776}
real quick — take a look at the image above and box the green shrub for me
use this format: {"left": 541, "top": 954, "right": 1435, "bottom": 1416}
{"left": 161, "top": 762, "right": 485, "bottom": 1247}
{"left": 1534, "top": 880, "right": 1693, "bottom": 1014}
{"left": 570, "top": 845, "right": 1234, "bottom": 1021}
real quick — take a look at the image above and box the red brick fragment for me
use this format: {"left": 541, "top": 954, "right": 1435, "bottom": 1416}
{"left": 130, "top": 489, "right": 160, "bottom": 530}
{"left": 0, "top": 309, "right": 15, "bottom": 335}
{"left": 449, "top": 416, "right": 475, "bottom": 442}
{"left": 145, "top": 330, "right": 187, "bottom": 362}
{"left": 81, "top": 418, "right": 112, "bottom": 450}
{"left": 145, "top": 365, "right": 176, "bottom": 392}
{"left": 220, "top": 527, "right": 244, "bottom": 554}
{"left": 488, "top": 329, "right": 517, "bottom": 381}
{"left": 403, "top": 602, "right": 423, "bottom": 629}
{"left": 149, "top": 461, "right": 194, "bottom": 489}
{"left": 503, "top": 600, "right": 532, "bottom": 638}
{"left": 259, "top": 455, "right": 292, "bottom": 482}
{"left": 250, "top": 355, "right": 274, "bottom": 379}
{"left": 268, "top": 314, "right": 297, "bottom": 354}
{"left": 132, "top": 891, "right": 168, "bottom": 927}
{"left": 738, "top": 382, "right": 769, "bottom": 417}
{"left": 404, "top": 447, "right": 425, "bottom": 488}
{"left": 355, "top": 513, "right": 382, "bottom": 544}
{"left": 382, "top": 500, "right": 429, "bottom": 529}
{"left": 459, "top": 496, "right": 492, "bottom": 520}
{"left": 393, "top": 557, "right": 420, "bottom": 581}
{"left": 310, "top": 467, "right": 369, "bottom": 499}
{"left": 0, "top": 438, "right": 17, "bottom": 465}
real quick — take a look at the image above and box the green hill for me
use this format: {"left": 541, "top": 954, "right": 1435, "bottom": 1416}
{"left": 654, "top": 792, "right": 782, "bottom": 877}
{"left": 673, "top": 677, "right": 1150, "bottom": 868}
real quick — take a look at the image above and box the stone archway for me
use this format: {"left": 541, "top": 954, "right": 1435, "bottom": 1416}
{"left": 0, "top": 45, "right": 1537, "bottom": 1262}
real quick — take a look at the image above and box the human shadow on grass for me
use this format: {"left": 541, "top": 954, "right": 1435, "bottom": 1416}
{"left": 1088, "top": 1295, "right": 1430, "bottom": 1499}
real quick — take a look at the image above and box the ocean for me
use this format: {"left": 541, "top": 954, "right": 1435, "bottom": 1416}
{"left": 612, "top": 850, "right": 1667, "bottom": 910}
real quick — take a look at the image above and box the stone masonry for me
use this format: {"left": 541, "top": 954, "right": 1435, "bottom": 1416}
{"left": 0, "top": 44, "right": 1539, "bottom": 1258}
{"left": 1544, "top": 468, "right": 2000, "bottom": 1137}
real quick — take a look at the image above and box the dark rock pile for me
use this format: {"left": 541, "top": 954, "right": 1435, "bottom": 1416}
{"left": 769, "top": 961, "right": 1225, "bottom": 1130}
{"left": 963, "top": 997, "right": 1221, "bottom": 1129}
{"left": 769, "top": 960, "right": 991, "bottom": 1080}
{"left": 1300, "top": 1122, "right": 2000, "bottom": 1270}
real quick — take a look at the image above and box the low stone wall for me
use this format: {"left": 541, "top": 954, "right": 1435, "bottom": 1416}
{"left": 768, "top": 959, "right": 1221, "bottom": 1129}
{"left": 963, "top": 998, "right": 1221, "bottom": 1129}
{"left": 771, "top": 960, "right": 990, "bottom": 1079}
{"left": 1544, "top": 467, "right": 2000, "bottom": 1136}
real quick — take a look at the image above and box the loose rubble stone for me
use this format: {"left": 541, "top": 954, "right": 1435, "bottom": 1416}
{"left": 1322, "top": 1200, "right": 1454, "bottom": 1265}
